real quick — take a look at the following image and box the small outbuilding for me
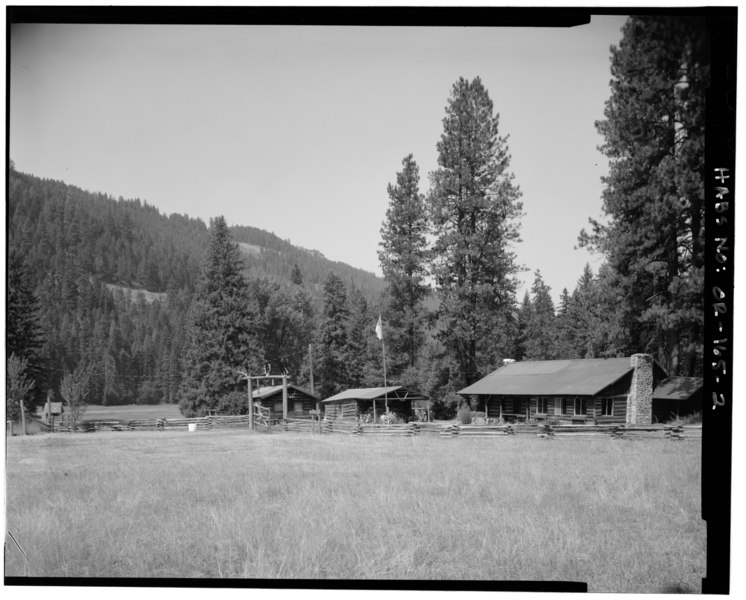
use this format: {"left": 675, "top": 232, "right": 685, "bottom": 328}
{"left": 252, "top": 384, "right": 320, "bottom": 421}
{"left": 458, "top": 354, "right": 675, "bottom": 425}
{"left": 652, "top": 376, "right": 703, "bottom": 422}
{"left": 40, "top": 400, "right": 64, "bottom": 423}
{"left": 322, "top": 386, "right": 430, "bottom": 422}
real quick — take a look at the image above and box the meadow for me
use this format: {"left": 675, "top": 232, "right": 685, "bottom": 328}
{"left": 5, "top": 429, "right": 704, "bottom": 591}
{"left": 79, "top": 403, "right": 184, "bottom": 422}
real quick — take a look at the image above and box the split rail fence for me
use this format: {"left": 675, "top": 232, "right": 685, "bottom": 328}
{"left": 439, "top": 423, "right": 701, "bottom": 440}
{"left": 58, "top": 414, "right": 254, "bottom": 433}
{"left": 52, "top": 417, "right": 701, "bottom": 440}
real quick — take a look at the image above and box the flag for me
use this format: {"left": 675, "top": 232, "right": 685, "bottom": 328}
{"left": 375, "top": 315, "right": 383, "bottom": 340}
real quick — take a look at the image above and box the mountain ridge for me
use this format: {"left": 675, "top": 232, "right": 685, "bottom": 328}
{"left": 9, "top": 167, "right": 386, "bottom": 304}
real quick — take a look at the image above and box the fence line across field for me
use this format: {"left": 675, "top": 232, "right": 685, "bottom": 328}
{"left": 51, "top": 416, "right": 702, "bottom": 440}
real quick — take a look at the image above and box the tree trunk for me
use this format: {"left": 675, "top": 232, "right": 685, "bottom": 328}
{"left": 20, "top": 399, "right": 27, "bottom": 436}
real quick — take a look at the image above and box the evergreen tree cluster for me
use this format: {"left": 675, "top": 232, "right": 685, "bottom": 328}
{"left": 6, "top": 166, "right": 383, "bottom": 414}
{"left": 373, "top": 76, "right": 524, "bottom": 413}
{"left": 580, "top": 16, "right": 706, "bottom": 376}
{"left": 514, "top": 265, "right": 624, "bottom": 363}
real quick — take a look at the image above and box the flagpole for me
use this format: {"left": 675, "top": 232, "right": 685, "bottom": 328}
{"left": 376, "top": 314, "right": 389, "bottom": 414}
{"left": 382, "top": 331, "right": 388, "bottom": 414}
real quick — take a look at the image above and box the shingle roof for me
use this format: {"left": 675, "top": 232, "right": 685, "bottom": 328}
{"left": 653, "top": 377, "right": 702, "bottom": 401}
{"left": 458, "top": 358, "right": 635, "bottom": 397}
{"left": 322, "top": 386, "right": 428, "bottom": 403}
{"left": 252, "top": 384, "right": 319, "bottom": 401}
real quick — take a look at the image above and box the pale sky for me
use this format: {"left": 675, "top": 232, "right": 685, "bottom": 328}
{"left": 10, "top": 17, "right": 628, "bottom": 303}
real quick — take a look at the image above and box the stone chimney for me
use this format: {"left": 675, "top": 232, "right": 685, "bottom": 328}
{"left": 626, "top": 353, "right": 653, "bottom": 425}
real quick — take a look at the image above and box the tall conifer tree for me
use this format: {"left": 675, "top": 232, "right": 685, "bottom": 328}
{"left": 7, "top": 250, "right": 44, "bottom": 403}
{"left": 514, "top": 290, "right": 532, "bottom": 362}
{"left": 249, "top": 276, "right": 315, "bottom": 379}
{"left": 378, "top": 154, "right": 430, "bottom": 378}
{"left": 581, "top": 17, "right": 707, "bottom": 375}
{"left": 555, "top": 287, "right": 574, "bottom": 359}
{"left": 179, "top": 216, "right": 261, "bottom": 416}
{"left": 316, "top": 273, "right": 351, "bottom": 398}
{"left": 428, "top": 77, "right": 523, "bottom": 386}
{"left": 522, "top": 271, "right": 557, "bottom": 360}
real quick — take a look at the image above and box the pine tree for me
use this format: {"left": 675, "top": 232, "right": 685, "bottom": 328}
{"left": 555, "top": 287, "right": 575, "bottom": 359}
{"left": 290, "top": 264, "right": 303, "bottom": 286}
{"left": 378, "top": 154, "right": 430, "bottom": 378}
{"left": 428, "top": 76, "right": 523, "bottom": 386}
{"left": 346, "top": 286, "right": 381, "bottom": 387}
{"left": 580, "top": 16, "right": 707, "bottom": 375}
{"left": 586, "top": 263, "right": 633, "bottom": 359}
{"left": 522, "top": 271, "right": 557, "bottom": 360}
{"left": 315, "top": 273, "right": 351, "bottom": 398}
{"left": 179, "top": 217, "right": 261, "bottom": 416}
{"left": 7, "top": 250, "right": 44, "bottom": 405}
{"left": 514, "top": 291, "right": 532, "bottom": 361}
{"left": 249, "top": 276, "right": 315, "bottom": 379}
{"left": 7, "top": 354, "right": 35, "bottom": 422}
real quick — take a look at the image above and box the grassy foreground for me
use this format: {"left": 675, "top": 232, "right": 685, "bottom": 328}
{"left": 5, "top": 430, "right": 704, "bottom": 591}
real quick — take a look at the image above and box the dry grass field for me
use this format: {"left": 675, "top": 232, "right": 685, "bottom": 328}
{"left": 5, "top": 429, "right": 704, "bottom": 591}
{"left": 80, "top": 403, "right": 184, "bottom": 422}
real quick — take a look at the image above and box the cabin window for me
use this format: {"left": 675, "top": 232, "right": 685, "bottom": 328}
{"left": 536, "top": 397, "right": 550, "bottom": 414}
{"left": 600, "top": 398, "right": 614, "bottom": 416}
{"left": 273, "top": 401, "right": 283, "bottom": 413}
{"left": 294, "top": 401, "right": 304, "bottom": 414}
{"left": 574, "top": 398, "right": 587, "bottom": 416}
{"left": 562, "top": 399, "right": 573, "bottom": 415}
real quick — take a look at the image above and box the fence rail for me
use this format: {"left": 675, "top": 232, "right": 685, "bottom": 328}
{"left": 52, "top": 416, "right": 702, "bottom": 440}
{"left": 69, "top": 415, "right": 255, "bottom": 432}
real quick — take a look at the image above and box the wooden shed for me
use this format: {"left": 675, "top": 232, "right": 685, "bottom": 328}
{"left": 322, "top": 386, "right": 430, "bottom": 422}
{"left": 651, "top": 376, "right": 702, "bottom": 422}
{"left": 41, "top": 400, "right": 64, "bottom": 423}
{"left": 252, "top": 384, "right": 320, "bottom": 421}
{"left": 458, "top": 354, "right": 668, "bottom": 425}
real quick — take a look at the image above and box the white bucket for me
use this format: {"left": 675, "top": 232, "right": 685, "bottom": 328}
{"left": 188, "top": 423, "right": 197, "bottom": 432}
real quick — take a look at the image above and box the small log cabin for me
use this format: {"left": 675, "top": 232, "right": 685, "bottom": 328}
{"left": 458, "top": 354, "right": 683, "bottom": 425}
{"left": 322, "top": 386, "right": 430, "bottom": 422}
{"left": 252, "top": 384, "right": 320, "bottom": 421}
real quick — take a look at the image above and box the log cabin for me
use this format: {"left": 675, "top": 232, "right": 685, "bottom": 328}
{"left": 322, "top": 386, "right": 430, "bottom": 422}
{"left": 252, "top": 384, "right": 320, "bottom": 421}
{"left": 457, "top": 354, "right": 699, "bottom": 425}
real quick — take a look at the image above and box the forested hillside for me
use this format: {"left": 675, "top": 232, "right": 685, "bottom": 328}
{"left": 7, "top": 166, "right": 384, "bottom": 407}
{"left": 231, "top": 225, "right": 386, "bottom": 303}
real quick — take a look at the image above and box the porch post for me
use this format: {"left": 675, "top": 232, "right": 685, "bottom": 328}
{"left": 282, "top": 375, "right": 288, "bottom": 420}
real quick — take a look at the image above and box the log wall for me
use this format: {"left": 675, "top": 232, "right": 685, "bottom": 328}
{"left": 324, "top": 400, "right": 358, "bottom": 420}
